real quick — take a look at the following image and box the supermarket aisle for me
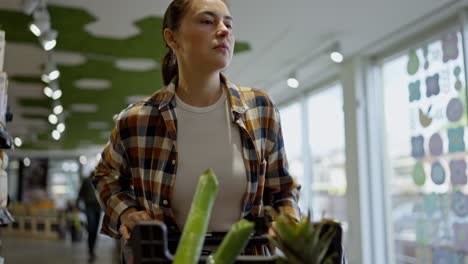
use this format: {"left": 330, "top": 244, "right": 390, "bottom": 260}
{"left": 0, "top": 233, "right": 119, "bottom": 264}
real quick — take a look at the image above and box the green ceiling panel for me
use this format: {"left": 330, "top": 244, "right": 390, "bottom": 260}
{"left": 0, "top": 9, "right": 35, "bottom": 42}
{"left": 18, "top": 98, "right": 51, "bottom": 109}
{"left": 0, "top": 5, "right": 252, "bottom": 150}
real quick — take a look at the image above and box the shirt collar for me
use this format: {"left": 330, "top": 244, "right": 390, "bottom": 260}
{"left": 155, "top": 73, "right": 249, "bottom": 115}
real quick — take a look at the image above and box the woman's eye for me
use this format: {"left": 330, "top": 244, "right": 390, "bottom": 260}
{"left": 225, "top": 24, "right": 232, "bottom": 29}
{"left": 202, "top": 20, "right": 213, "bottom": 24}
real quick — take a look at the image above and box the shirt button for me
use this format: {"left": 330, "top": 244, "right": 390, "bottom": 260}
{"left": 163, "top": 200, "right": 168, "bottom": 205}
{"left": 171, "top": 160, "right": 176, "bottom": 165}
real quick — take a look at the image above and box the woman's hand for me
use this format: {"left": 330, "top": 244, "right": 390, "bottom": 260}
{"left": 119, "top": 208, "right": 152, "bottom": 240}
{"left": 268, "top": 221, "right": 277, "bottom": 240}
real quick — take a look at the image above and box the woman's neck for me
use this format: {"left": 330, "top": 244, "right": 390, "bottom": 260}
{"left": 176, "top": 68, "right": 223, "bottom": 107}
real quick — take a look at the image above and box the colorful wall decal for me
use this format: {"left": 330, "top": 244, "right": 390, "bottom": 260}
{"left": 451, "top": 191, "right": 468, "bottom": 217}
{"left": 454, "top": 66, "right": 462, "bottom": 91}
{"left": 416, "top": 218, "right": 431, "bottom": 245}
{"left": 423, "top": 45, "right": 430, "bottom": 70}
{"left": 429, "top": 133, "right": 443, "bottom": 156}
{"left": 419, "top": 107, "right": 433, "bottom": 128}
{"left": 416, "top": 246, "right": 432, "bottom": 264}
{"left": 423, "top": 193, "right": 437, "bottom": 216}
{"left": 425, "top": 73, "right": 440, "bottom": 97}
{"left": 409, "top": 80, "right": 421, "bottom": 102}
{"left": 413, "top": 161, "right": 426, "bottom": 186}
{"left": 432, "top": 248, "right": 464, "bottom": 264}
{"left": 442, "top": 32, "right": 459, "bottom": 62}
{"left": 449, "top": 159, "right": 467, "bottom": 185}
{"left": 431, "top": 161, "right": 445, "bottom": 185}
{"left": 453, "top": 223, "right": 468, "bottom": 253}
{"left": 446, "top": 98, "right": 464, "bottom": 122}
{"left": 407, "top": 49, "right": 420, "bottom": 75}
{"left": 411, "top": 135, "right": 425, "bottom": 158}
{"left": 448, "top": 127, "right": 465, "bottom": 153}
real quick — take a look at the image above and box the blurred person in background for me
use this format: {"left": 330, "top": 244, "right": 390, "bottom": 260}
{"left": 77, "top": 171, "right": 102, "bottom": 263}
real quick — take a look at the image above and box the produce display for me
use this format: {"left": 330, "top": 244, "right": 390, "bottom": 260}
{"left": 266, "top": 206, "right": 342, "bottom": 264}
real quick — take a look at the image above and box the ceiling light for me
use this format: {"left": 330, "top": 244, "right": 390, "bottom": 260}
{"left": 71, "top": 104, "right": 98, "bottom": 113}
{"left": 23, "top": 157, "right": 31, "bottom": 167}
{"left": 287, "top": 78, "right": 299, "bottom": 89}
{"left": 14, "top": 137, "right": 23, "bottom": 147}
{"left": 79, "top": 155, "right": 87, "bottom": 165}
{"left": 48, "top": 114, "right": 58, "bottom": 124}
{"left": 43, "top": 86, "right": 53, "bottom": 97}
{"left": 42, "top": 62, "right": 60, "bottom": 83}
{"left": 330, "top": 52, "right": 343, "bottom": 63}
{"left": 329, "top": 42, "right": 343, "bottom": 63}
{"left": 53, "top": 105, "right": 63, "bottom": 115}
{"left": 29, "top": 24, "right": 41, "bottom": 37}
{"left": 52, "top": 89, "right": 62, "bottom": 100}
{"left": 39, "top": 29, "right": 58, "bottom": 51}
{"left": 22, "top": 0, "right": 40, "bottom": 15}
{"left": 30, "top": 7, "right": 50, "bottom": 37}
{"left": 57, "top": 123, "right": 65, "bottom": 133}
{"left": 52, "top": 130, "right": 61, "bottom": 140}
{"left": 74, "top": 79, "right": 111, "bottom": 90}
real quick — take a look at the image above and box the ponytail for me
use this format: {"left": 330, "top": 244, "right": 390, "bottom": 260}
{"left": 162, "top": 48, "right": 178, "bottom": 85}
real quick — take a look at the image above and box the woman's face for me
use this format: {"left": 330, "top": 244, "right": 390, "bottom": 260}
{"left": 174, "top": 0, "right": 235, "bottom": 72}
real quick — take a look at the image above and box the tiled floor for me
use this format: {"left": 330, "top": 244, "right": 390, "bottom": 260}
{"left": 0, "top": 233, "right": 120, "bottom": 264}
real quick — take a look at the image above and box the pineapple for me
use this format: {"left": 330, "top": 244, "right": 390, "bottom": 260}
{"left": 266, "top": 207, "right": 343, "bottom": 264}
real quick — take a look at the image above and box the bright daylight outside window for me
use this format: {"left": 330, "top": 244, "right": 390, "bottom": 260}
{"left": 307, "top": 85, "right": 347, "bottom": 232}
{"left": 279, "top": 102, "right": 305, "bottom": 211}
{"left": 382, "top": 29, "right": 468, "bottom": 263}
{"left": 279, "top": 84, "right": 347, "bottom": 238}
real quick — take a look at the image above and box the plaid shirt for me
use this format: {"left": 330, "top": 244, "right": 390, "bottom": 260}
{"left": 93, "top": 75, "right": 301, "bottom": 244}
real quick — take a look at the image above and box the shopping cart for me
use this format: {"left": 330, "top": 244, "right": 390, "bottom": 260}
{"left": 126, "top": 220, "right": 345, "bottom": 264}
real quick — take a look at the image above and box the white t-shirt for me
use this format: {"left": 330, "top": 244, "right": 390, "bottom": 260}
{"left": 173, "top": 88, "right": 247, "bottom": 232}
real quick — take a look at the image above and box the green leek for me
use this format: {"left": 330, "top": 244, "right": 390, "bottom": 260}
{"left": 173, "top": 168, "right": 219, "bottom": 264}
{"left": 211, "top": 219, "right": 254, "bottom": 264}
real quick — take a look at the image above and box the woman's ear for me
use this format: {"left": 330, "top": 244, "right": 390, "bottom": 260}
{"left": 164, "top": 28, "right": 178, "bottom": 50}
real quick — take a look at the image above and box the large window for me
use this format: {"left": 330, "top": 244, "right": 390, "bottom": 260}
{"left": 307, "top": 84, "right": 347, "bottom": 227}
{"left": 280, "top": 83, "right": 347, "bottom": 239}
{"left": 381, "top": 29, "right": 468, "bottom": 263}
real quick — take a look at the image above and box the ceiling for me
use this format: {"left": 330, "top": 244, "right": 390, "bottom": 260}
{"left": 0, "top": 0, "right": 462, "bottom": 152}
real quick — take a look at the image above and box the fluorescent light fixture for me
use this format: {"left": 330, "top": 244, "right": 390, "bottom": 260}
{"left": 115, "top": 59, "right": 159, "bottom": 72}
{"left": 52, "top": 130, "right": 61, "bottom": 140}
{"left": 287, "top": 78, "right": 299, "bottom": 89}
{"left": 53, "top": 105, "right": 63, "bottom": 115}
{"left": 74, "top": 79, "right": 111, "bottom": 90}
{"left": 48, "top": 114, "right": 58, "bottom": 124}
{"left": 57, "top": 123, "right": 65, "bottom": 133}
{"left": 14, "top": 137, "right": 23, "bottom": 147}
{"left": 71, "top": 104, "right": 98, "bottom": 113}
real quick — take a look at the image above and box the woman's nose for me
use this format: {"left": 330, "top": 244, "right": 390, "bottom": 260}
{"left": 216, "top": 23, "right": 230, "bottom": 38}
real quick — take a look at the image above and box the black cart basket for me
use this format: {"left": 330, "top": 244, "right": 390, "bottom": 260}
{"left": 126, "top": 221, "right": 345, "bottom": 264}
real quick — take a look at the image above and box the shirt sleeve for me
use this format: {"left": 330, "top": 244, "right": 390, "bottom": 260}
{"left": 93, "top": 116, "right": 138, "bottom": 239}
{"left": 265, "top": 106, "right": 301, "bottom": 221}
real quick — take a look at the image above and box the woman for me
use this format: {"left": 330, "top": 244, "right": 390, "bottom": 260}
{"left": 93, "top": 0, "right": 300, "bottom": 256}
